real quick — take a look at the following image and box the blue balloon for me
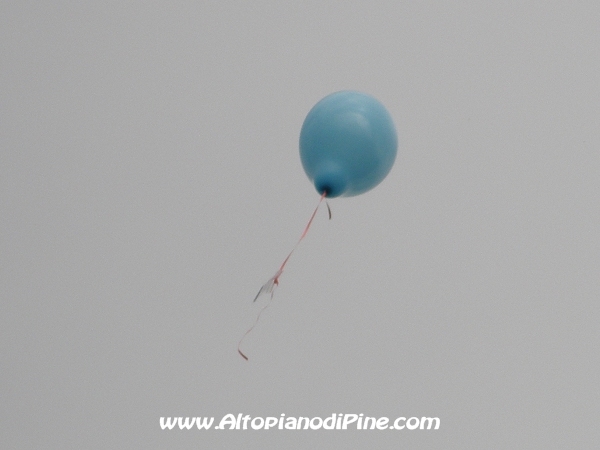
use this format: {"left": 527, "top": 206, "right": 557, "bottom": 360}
{"left": 299, "top": 91, "right": 397, "bottom": 198}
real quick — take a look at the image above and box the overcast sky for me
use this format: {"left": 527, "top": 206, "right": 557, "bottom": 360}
{"left": 2, "top": 1, "right": 598, "bottom": 448}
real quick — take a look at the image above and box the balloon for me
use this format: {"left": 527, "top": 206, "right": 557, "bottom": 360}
{"left": 239, "top": 91, "right": 398, "bottom": 360}
{"left": 299, "top": 91, "right": 397, "bottom": 198}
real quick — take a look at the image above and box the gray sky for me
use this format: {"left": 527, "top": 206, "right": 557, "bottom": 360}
{"left": 2, "top": 1, "right": 598, "bottom": 448}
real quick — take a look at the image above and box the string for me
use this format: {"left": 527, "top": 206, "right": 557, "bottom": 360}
{"left": 238, "top": 192, "right": 330, "bottom": 360}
